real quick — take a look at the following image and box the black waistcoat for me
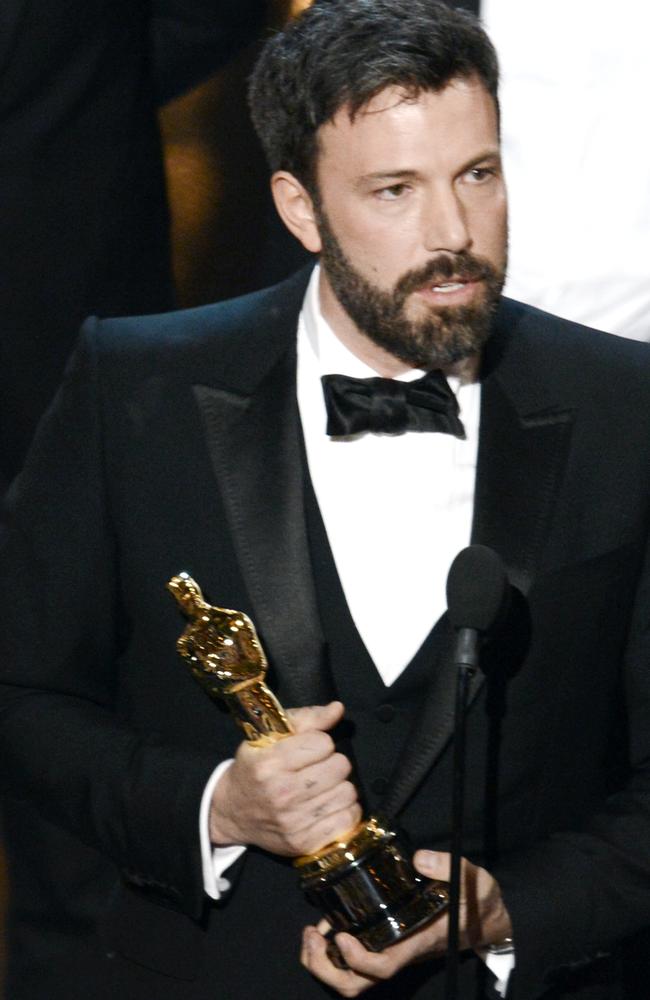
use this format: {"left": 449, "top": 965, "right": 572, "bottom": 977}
{"left": 303, "top": 473, "right": 452, "bottom": 821}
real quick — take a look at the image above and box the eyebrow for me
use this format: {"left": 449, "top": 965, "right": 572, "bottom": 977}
{"left": 357, "top": 169, "right": 419, "bottom": 185}
{"left": 461, "top": 150, "right": 502, "bottom": 172}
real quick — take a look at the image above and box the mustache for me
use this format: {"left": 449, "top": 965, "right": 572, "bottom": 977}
{"left": 395, "top": 252, "right": 497, "bottom": 297}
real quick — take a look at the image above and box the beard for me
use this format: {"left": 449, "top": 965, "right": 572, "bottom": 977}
{"left": 316, "top": 207, "right": 507, "bottom": 369}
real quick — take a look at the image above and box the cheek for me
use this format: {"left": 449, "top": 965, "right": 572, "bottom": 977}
{"left": 336, "top": 226, "right": 410, "bottom": 282}
{"left": 358, "top": 247, "right": 414, "bottom": 287}
{"left": 347, "top": 221, "right": 423, "bottom": 281}
{"left": 473, "top": 205, "right": 508, "bottom": 264}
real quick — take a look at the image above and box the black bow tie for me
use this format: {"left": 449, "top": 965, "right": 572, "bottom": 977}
{"left": 321, "top": 369, "right": 465, "bottom": 438}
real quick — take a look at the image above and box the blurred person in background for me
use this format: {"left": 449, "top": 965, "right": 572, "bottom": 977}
{"left": 0, "top": 0, "right": 266, "bottom": 491}
{"left": 0, "top": 2, "right": 266, "bottom": 994}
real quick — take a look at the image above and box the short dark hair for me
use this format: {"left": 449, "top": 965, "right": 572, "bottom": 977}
{"left": 249, "top": 0, "right": 499, "bottom": 191}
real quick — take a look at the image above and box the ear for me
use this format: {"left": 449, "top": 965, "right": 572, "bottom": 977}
{"left": 271, "top": 172, "right": 322, "bottom": 254}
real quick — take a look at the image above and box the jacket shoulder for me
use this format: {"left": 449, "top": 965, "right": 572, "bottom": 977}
{"left": 81, "top": 267, "right": 312, "bottom": 381}
{"left": 499, "top": 297, "right": 650, "bottom": 362}
{"left": 495, "top": 297, "right": 650, "bottom": 394}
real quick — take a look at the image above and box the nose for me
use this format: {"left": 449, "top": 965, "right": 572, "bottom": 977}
{"left": 422, "top": 187, "right": 471, "bottom": 254}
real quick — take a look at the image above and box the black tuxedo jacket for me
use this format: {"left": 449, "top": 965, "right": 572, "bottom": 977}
{"left": 2, "top": 268, "right": 650, "bottom": 999}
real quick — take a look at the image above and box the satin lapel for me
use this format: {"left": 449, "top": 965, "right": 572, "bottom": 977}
{"left": 384, "top": 314, "right": 575, "bottom": 819}
{"left": 471, "top": 377, "right": 574, "bottom": 594}
{"left": 193, "top": 349, "right": 329, "bottom": 708}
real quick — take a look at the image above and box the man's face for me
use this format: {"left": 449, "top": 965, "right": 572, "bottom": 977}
{"left": 312, "top": 78, "right": 508, "bottom": 371}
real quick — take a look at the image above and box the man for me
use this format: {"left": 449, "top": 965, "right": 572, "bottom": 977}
{"left": 2, "top": 2, "right": 650, "bottom": 998}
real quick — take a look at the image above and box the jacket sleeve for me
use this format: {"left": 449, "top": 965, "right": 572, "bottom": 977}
{"left": 492, "top": 534, "right": 650, "bottom": 999}
{"left": 0, "top": 320, "right": 217, "bottom": 921}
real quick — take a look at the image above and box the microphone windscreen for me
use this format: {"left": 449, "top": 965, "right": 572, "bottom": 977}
{"left": 446, "top": 545, "right": 508, "bottom": 632}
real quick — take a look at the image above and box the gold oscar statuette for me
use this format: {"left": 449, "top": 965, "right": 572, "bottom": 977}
{"left": 167, "top": 573, "right": 448, "bottom": 953}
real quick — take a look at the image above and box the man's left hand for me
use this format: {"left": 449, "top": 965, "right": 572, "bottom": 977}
{"left": 300, "top": 850, "right": 512, "bottom": 997}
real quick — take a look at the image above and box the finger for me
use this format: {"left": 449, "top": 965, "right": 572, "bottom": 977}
{"left": 244, "top": 727, "right": 335, "bottom": 776}
{"left": 334, "top": 932, "right": 406, "bottom": 981}
{"left": 297, "top": 753, "right": 354, "bottom": 800}
{"left": 292, "top": 778, "right": 359, "bottom": 829}
{"left": 303, "top": 781, "right": 358, "bottom": 820}
{"left": 299, "top": 802, "right": 363, "bottom": 855}
{"left": 301, "top": 926, "right": 375, "bottom": 997}
{"left": 413, "top": 852, "right": 501, "bottom": 952}
{"left": 413, "top": 849, "right": 451, "bottom": 882}
{"left": 336, "top": 916, "right": 448, "bottom": 976}
{"left": 287, "top": 701, "right": 345, "bottom": 734}
{"left": 282, "top": 782, "right": 359, "bottom": 843}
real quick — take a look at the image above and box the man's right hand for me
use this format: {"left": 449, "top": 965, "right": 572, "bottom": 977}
{"left": 209, "top": 701, "right": 361, "bottom": 856}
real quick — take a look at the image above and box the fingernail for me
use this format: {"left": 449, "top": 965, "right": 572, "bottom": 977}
{"left": 415, "top": 849, "right": 438, "bottom": 873}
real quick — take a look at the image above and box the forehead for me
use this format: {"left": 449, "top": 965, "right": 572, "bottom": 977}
{"left": 315, "top": 77, "right": 499, "bottom": 181}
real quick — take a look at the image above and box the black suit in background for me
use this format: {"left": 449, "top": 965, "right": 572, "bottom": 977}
{"left": 2, "top": 268, "right": 650, "bottom": 999}
{"left": 0, "top": 0, "right": 266, "bottom": 487}
{"left": 0, "top": 1, "right": 266, "bottom": 991}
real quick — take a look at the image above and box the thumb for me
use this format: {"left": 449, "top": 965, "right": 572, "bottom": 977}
{"left": 413, "top": 849, "right": 451, "bottom": 881}
{"left": 287, "top": 701, "right": 345, "bottom": 733}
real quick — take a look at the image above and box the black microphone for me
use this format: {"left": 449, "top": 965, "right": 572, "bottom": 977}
{"left": 446, "top": 544, "right": 509, "bottom": 670}
{"left": 444, "top": 545, "right": 508, "bottom": 1000}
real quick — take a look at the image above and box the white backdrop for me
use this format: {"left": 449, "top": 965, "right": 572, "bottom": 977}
{"left": 483, "top": 0, "right": 650, "bottom": 341}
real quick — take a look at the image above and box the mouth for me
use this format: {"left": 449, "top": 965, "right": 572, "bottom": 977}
{"left": 415, "top": 278, "right": 483, "bottom": 305}
{"left": 431, "top": 281, "right": 467, "bottom": 293}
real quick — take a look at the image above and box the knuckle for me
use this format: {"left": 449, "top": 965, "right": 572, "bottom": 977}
{"left": 273, "top": 782, "right": 293, "bottom": 809}
{"left": 348, "top": 803, "right": 362, "bottom": 825}
{"left": 278, "top": 810, "right": 297, "bottom": 836}
{"left": 341, "top": 781, "right": 358, "bottom": 805}
{"left": 315, "top": 731, "right": 334, "bottom": 755}
{"left": 251, "top": 756, "right": 274, "bottom": 783}
{"left": 289, "top": 704, "right": 325, "bottom": 733}
{"left": 334, "top": 752, "right": 353, "bottom": 777}
{"left": 375, "top": 963, "right": 393, "bottom": 981}
{"left": 286, "top": 706, "right": 308, "bottom": 730}
{"left": 312, "top": 825, "right": 334, "bottom": 851}
{"left": 371, "top": 953, "right": 395, "bottom": 980}
{"left": 287, "top": 731, "right": 315, "bottom": 754}
{"left": 288, "top": 831, "right": 308, "bottom": 855}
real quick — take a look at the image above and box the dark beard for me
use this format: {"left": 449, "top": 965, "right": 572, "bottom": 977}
{"left": 317, "top": 208, "right": 506, "bottom": 369}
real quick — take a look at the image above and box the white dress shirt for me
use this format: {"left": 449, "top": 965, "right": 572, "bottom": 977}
{"left": 297, "top": 266, "right": 480, "bottom": 684}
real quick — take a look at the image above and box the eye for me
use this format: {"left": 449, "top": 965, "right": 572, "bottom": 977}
{"left": 466, "top": 166, "right": 496, "bottom": 183}
{"left": 375, "top": 183, "right": 410, "bottom": 201}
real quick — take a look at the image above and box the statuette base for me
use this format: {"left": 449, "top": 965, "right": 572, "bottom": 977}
{"left": 297, "top": 817, "right": 448, "bottom": 952}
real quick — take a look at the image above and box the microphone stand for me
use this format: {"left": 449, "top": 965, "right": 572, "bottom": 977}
{"left": 445, "top": 627, "right": 478, "bottom": 1000}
